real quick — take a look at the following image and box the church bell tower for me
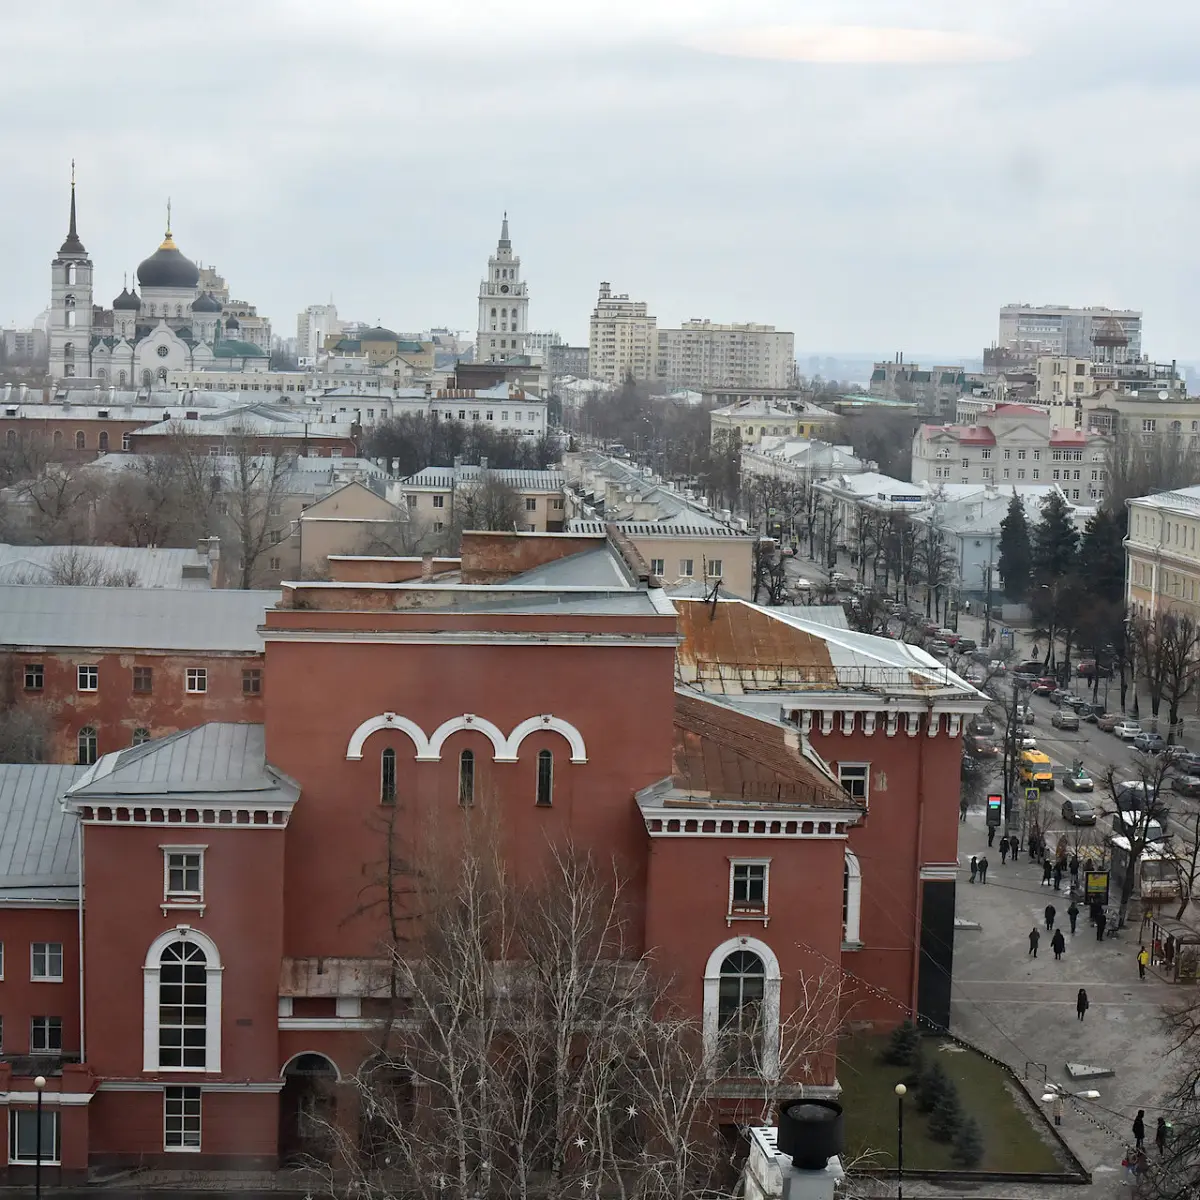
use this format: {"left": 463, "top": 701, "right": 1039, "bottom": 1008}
{"left": 49, "top": 163, "right": 94, "bottom": 380}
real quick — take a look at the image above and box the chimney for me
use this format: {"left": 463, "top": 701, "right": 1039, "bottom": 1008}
{"left": 421, "top": 553, "right": 434, "bottom": 580}
{"left": 453, "top": 455, "right": 463, "bottom": 468}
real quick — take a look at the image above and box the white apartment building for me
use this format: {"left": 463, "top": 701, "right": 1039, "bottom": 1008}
{"left": 1127, "top": 486, "right": 1200, "bottom": 620}
{"left": 998, "top": 304, "right": 1142, "bottom": 361}
{"left": 912, "top": 403, "right": 1111, "bottom": 504}
{"left": 588, "top": 282, "right": 656, "bottom": 384}
{"left": 320, "top": 383, "right": 548, "bottom": 438}
{"left": 655, "top": 320, "right": 795, "bottom": 390}
{"left": 297, "top": 304, "right": 342, "bottom": 361}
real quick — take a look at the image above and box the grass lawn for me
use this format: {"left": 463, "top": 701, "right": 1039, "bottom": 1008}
{"left": 837, "top": 1034, "right": 1067, "bottom": 1174}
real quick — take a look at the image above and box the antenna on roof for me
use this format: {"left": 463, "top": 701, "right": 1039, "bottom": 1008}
{"left": 706, "top": 578, "right": 721, "bottom": 620}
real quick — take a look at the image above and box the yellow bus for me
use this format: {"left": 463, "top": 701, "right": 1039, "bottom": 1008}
{"left": 1018, "top": 750, "right": 1055, "bottom": 791}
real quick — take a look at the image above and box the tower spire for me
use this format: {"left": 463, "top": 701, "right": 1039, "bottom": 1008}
{"left": 498, "top": 211, "right": 510, "bottom": 250}
{"left": 58, "top": 159, "right": 87, "bottom": 256}
{"left": 159, "top": 197, "right": 177, "bottom": 250}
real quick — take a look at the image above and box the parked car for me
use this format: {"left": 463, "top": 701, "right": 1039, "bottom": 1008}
{"left": 1051, "top": 709, "right": 1080, "bottom": 731}
{"left": 1097, "top": 712, "right": 1122, "bottom": 732}
{"left": 1172, "top": 775, "right": 1200, "bottom": 798}
{"left": 1063, "top": 694, "right": 1091, "bottom": 712}
{"left": 1015, "top": 659, "right": 1043, "bottom": 676}
{"left": 1063, "top": 768, "right": 1095, "bottom": 792}
{"left": 1032, "top": 678, "right": 1056, "bottom": 696}
{"left": 928, "top": 640, "right": 951, "bottom": 658}
{"left": 956, "top": 638, "right": 977, "bottom": 653}
{"left": 965, "top": 734, "right": 1000, "bottom": 757}
{"left": 1134, "top": 731, "right": 1168, "bottom": 753}
{"left": 1062, "top": 797, "right": 1097, "bottom": 825}
{"left": 1015, "top": 704, "right": 1035, "bottom": 724}
{"left": 1172, "top": 752, "right": 1200, "bottom": 775}
{"left": 1077, "top": 703, "right": 1105, "bottom": 722}
{"left": 1016, "top": 731, "right": 1039, "bottom": 750}
{"left": 1050, "top": 688, "right": 1072, "bottom": 706}
{"left": 969, "top": 649, "right": 991, "bottom": 664}
{"left": 1013, "top": 671, "right": 1038, "bottom": 687}
{"left": 989, "top": 659, "right": 1007, "bottom": 674}
{"left": 1113, "top": 720, "right": 1143, "bottom": 740}
{"left": 969, "top": 718, "right": 996, "bottom": 737}
{"left": 1077, "top": 658, "right": 1114, "bottom": 679}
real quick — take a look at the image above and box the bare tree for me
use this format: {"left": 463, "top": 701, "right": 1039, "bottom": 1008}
{"left": 1165, "top": 810, "right": 1200, "bottom": 921}
{"left": 0, "top": 707, "right": 49, "bottom": 763}
{"left": 455, "top": 476, "right": 524, "bottom": 535}
{"left": 1158, "top": 613, "right": 1200, "bottom": 735}
{"left": 1100, "top": 751, "right": 1174, "bottom": 926}
{"left": 6, "top": 546, "right": 140, "bottom": 587}
{"left": 215, "top": 429, "right": 296, "bottom": 590}
{"left": 9, "top": 463, "right": 97, "bottom": 544}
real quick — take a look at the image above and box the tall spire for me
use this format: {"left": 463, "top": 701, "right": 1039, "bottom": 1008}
{"left": 498, "top": 211, "right": 510, "bottom": 250}
{"left": 159, "top": 197, "right": 177, "bottom": 250}
{"left": 58, "top": 159, "right": 87, "bottom": 256}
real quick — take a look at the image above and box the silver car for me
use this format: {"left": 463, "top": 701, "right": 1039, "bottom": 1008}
{"left": 1051, "top": 709, "right": 1080, "bottom": 731}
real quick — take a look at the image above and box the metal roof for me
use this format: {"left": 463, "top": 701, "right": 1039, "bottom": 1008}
{"left": 0, "top": 543, "right": 211, "bottom": 590}
{"left": 510, "top": 547, "right": 631, "bottom": 587}
{"left": 0, "top": 765, "right": 85, "bottom": 902}
{"left": 0, "top": 585, "right": 280, "bottom": 651}
{"left": 66, "top": 723, "right": 299, "bottom": 807}
{"left": 403, "top": 466, "right": 564, "bottom": 491}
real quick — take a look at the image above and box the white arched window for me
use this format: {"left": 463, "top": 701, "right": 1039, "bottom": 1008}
{"left": 843, "top": 849, "right": 862, "bottom": 947}
{"left": 702, "top": 936, "right": 781, "bottom": 1078}
{"left": 144, "top": 928, "right": 222, "bottom": 1072}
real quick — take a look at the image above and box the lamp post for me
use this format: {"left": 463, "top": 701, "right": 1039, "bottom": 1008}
{"left": 33, "top": 1074, "right": 46, "bottom": 1200}
{"left": 894, "top": 1083, "right": 906, "bottom": 1200}
{"left": 1041, "top": 1082, "right": 1100, "bottom": 1130}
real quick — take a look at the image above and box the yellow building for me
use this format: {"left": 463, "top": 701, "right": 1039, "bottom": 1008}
{"left": 400, "top": 465, "right": 566, "bottom": 535}
{"left": 1126, "top": 485, "right": 1200, "bottom": 620}
{"left": 709, "top": 398, "right": 838, "bottom": 445}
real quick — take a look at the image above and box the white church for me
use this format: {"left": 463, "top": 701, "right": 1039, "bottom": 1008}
{"left": 48, "top": 179, "right": 269, "bottom": 385}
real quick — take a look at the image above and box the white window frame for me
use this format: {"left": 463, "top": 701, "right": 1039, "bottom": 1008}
{"left": 164, "top": 1086, "right": 202, "bottom": 1152}
{"left": 680, "top": 558, "right": 694, "bottom": 577}
{"left": 838, "top": 762, "right": 870, "bottom": 805}
{"left": 649, "top": 558, "right": 664, "bottom": 576}
{"left": 728, "top": 858, "right": 771, "bottom": 925}
{"left": 143, "top": 927, "right": 223, "bottom": 1074}
{"left": 161, "top": 845, "right": 207, "bottom": 912}
{"left": 702, "top": 936, "right": 781, "bottom": 1078}
{"left": 708, "top": 559, "right": 723, "bottom": 577}
{"left": 77, "top": 664, "right": 98, "bottom": 692}
{"left": 30, "top": 1016, "right": 62, "bottom": 1054}
{"left": 843, "top": 849, "right": 863, "bottom": 948}
{"left": 9, "top": 1109, "right": 60, "bottom": 1166}
{"left": 185, "top": 668, "right": 208, "bottom": 694}
{"left": 31, "top": 942, "right": 63, "bottom": 982}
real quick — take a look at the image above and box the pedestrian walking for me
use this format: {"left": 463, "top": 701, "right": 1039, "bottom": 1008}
{"left": 979, "top": 855, "right": 989, "bottom": 883}
{"left": 1042, "top": 860, "right": 1053, "bottom": 886}
{"left": 1052, "top": 1093, "right": 1065, "bottom": 1126}
{"left": 1029, "top": 834, "right": 1038, "bottom": 862}
{"left": 1090, "top": 898, "right": 1102, "bottom": 925}
{"left": 999, "top": 835, "right": 1009, "bottom": 864}
{"left": 1067, "top": 901, "right": 1079, "bottom": 934}
{"left": 1029, "top": 927, "right": 1040, "bottom": 956}
{"left": 1070, "top": 854, "right": 1080, "bottom": 884}
{"left": 1053, "top": 863, "right": 1064, "bottom": 891}
{"left": 1010, "top": 832, "right": 1021, "bottom": 857}
{"left": 1138, "top": 945, "right": 1150, "bottom": 980}
{"left": 1156, "top": 1116, "right": 1168, "bottom": 1156}
{"left": 969, "top": 855, "right": 978, "bottom": 883}
{"left": 1076, "top": 987, "right": 1089, "bottom": 1020}
{"left": 1045, "top": 903, "right": 1057, "bottom": 930}
{"left": 960, "top": 795, "right": 968, "bottom": 822}
{"left": 1051, "top": 929, "right": 1066, "bottom": 959}
{"left": 1134, "top": 1110, "right": 1146, "bottom": 1151}
{"left": 1097, "top": 911, "right": 1108, "bottom": 941}
{"left": 988, "top": 824, "right": 996, "bottom": 848}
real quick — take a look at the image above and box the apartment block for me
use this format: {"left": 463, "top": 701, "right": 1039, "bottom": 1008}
{"left": 588, "top": 282, "right": 656, "bottom": 384}
{"left": 655, "top": 320, "right": 794, "bottom": 390}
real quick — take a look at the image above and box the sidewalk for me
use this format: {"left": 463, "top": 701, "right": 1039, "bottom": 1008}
{"left": 952, "top": 805, "right": 1176, "bottom": 1196}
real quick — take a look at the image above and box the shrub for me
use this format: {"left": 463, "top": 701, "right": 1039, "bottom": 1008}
{"left": 916, "top": 1060, "right": 952, "bottom": 1115}
{"left": 929, "top": 1089, "right": 963, "bottom": 1143}
{"left": 951, "top": 1114, "right": 984, "bottom": 1167}
{"left": 882, "top": 1020, "right": 921, "bottom": 1066}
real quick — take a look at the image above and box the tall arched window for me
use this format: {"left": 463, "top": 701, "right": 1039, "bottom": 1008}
{"left": 62, "top": 342, "right": 73, "bottom": 360}
{"left": 142, "top": 370, "right": 153, "bottom": 387}
{"left": 176, "top": 304, "right": 183, "bottom": 317}
{"left": 5, "top": 430, "right": 14, "bottom": 448}
{"left": 536, "top": 749, "right": 553, "bottom": 807}
{"left": 53, "top": 430, "right": 63, "bottom": 449}
{"left": 118, "top": 370, "right": 127, "bottom": 386}
{"left": 77, "top": 726, "right": 97, "bottom": 765}
{"left": 144, "top": 930, "right": 222, "bottom": 1072}
{"left": 66, "top": 264, "right": 77, "bottom": 285}
{"left": 381, "top": 748, "right": 396, "bottom": 804}
{"left": 98, "top": 431, "right": 109, "bottom": 452}
{"left": 458, "top": 749, "right": 474, "bottom": 807}
{"left": 843, "top": 850, "right": 862, "bottom": 946}
{"left": 157, "top": 367, "right": 168, "bottom": 382}
{"left": 75, "top": 431, "right": 85, "bottom": 450}
{"left": 717, "top": 951, "right": 765, "bottom": 1069}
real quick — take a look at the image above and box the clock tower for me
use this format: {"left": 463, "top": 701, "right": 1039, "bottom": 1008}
{"left": 476, "top": 214, "right": 529, "bottom": 363}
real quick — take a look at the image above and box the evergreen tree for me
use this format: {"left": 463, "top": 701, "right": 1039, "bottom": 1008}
{"left": 950, "top": 1114, "right": 984, "bottom": 1167}
{"left": 882, "top": 1019, "right": 921, "bottom": 1066}
{"left": 916, "top": 1059, "right": 951, "bottom": 1114}
{"left": 997, "top": 493, "right": 1031, "bottom": 601}
{"left": 1077, "top": 508, "right": 1125, "bottom": 606}
{"left": 1031, "top": 491, "right": 1079, "bottom": 583}
{"left": 928, "top": 1088, "right": 963, "bottom": 1142}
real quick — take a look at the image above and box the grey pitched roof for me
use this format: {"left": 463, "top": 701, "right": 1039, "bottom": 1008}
{"left": 567, "top": 520, "right": 745, "bottom": 538}
{"left": 0, "top": 765, "right": 85, "bottom": 902}
{"left": 0, "top": 543, "right": 211, "bottom": 589}
{"left": 403, "top": 466, "right": 563, "bottom": 491}
{"left": 510, "top": 547, "right": 632, "bottom": 587}
{"left": 0, "top": 586, "right": 280, "bottom": 651}
{"left": 66, "top": 723, "right": 299, "bottom": 808}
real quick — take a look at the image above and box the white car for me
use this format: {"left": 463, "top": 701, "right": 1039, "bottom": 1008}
{"left": 1016, "top": 732, "right": 1038, "bottom": 750}
{"left": 1113, "top": 720, "right": 1143, "bottom": 741}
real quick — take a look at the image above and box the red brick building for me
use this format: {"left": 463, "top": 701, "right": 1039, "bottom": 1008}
{"left": 0, "top": 533, "right": 982, "bottom": 1180}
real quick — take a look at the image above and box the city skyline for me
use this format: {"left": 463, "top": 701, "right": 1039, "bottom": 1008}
{"left": 2, "top": 0, "right": 1199, "bottom": 358}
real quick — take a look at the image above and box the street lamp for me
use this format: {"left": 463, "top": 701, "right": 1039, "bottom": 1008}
{"left": 894, "top": 1083, "right": 906, "bottom": 1200}
{"left": 33, "top": 1074, "right": 45, "bottom": 1200}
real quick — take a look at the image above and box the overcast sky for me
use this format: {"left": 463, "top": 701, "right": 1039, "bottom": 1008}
{"left": 4, "top": 0, "right": 1199, "bottom": 360}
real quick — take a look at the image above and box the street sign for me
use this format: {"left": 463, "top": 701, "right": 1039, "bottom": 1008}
{"left": 986, "top": 794, "right": 1003, "bottom": 828}
{"left": 1026, "top": 787, "right": 1040, "bottom": 808}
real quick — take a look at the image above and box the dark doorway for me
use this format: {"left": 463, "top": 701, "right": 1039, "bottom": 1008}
{"left": 279, "top": 1053, "right": 339, "bottom": 1164}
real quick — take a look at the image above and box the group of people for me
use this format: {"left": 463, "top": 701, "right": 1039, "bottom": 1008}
{"left": 1029, "top": 901, "right": 1080, "bottom": 959}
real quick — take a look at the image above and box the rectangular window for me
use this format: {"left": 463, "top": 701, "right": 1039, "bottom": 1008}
{"left": 709, "top": 559, "right": 723, "bottom": 576}
{"left": 0, "top": 943, "right": 4, "bottom": 979}
{"left": 961, "top": 458, "right": 969, "bottom": 469}
{"left": 77, "top": 664, "right": 98, "bottom": 691}
{"left": 9, "top": 1110, "right": 60, "bottom": 1165}
{"left": 163, "top": 848, "right": 204, "bottom": 901}
{"left": 164, "top": 1086, "right": 202, "bottom": 1151}
{"left": 269, "top": 556, "right": 281, "bottom": 571}
{"left": 729, "top": 861, "right": 769, "bottom": 915}
{"left": 981, "top": 449, "right": 992, "bottom": 460}
{"left": 680, "top": 558, "right": 694, "bottom": 577}
{"left": 133, "top": 666, "right": 153, "bottom": 694}
{"left": 524, "top": 497, "right": 537, "bottom": 511}
{"left": 185, "top": 668, "right": 207, "bottom": 694}
{"left": 1002, "top": 449, "right": 1011, "bottom": 460}
{"left": 432, "top": 495, "right": 445, "bottom": 508}
{"left": 1017, "top": 449, "right": 1026, "bottom": 460}
{"left": 23, "top": 664, "right": 43, "bottom": 691}
{"left": 1033, "top": 450, "right": 1040, "bottom": 460}
{"left": 242, "top": 668, "right": 262, "bottom": 696}
{"left": 838, "top": 763, "right": 870, "bottom": 803}
{"left": 30, "top": 1017, "right": 62, "bottom": 1053}
{"left": 31, "top": 943, "right": 63, "bottom": 982}
{"left": 649, "top": 558, "right": 664, "bottom": 575}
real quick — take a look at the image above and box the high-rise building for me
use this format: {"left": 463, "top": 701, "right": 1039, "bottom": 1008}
{"left": 525, "top": 330, "right": 562, "bottom": 353}
{"left": 588, "top": 282, "right": 656, "bottom": 384}
{"left": 297, "top": 304, "right": 342, "bottom": 361}
{"left": 997, "top": 304, "right": 1142, "bottom": 362}
{"left": 655, "top": 319, "right": 794, "bottom": 390}
{"left": 476, "top": 214, "right": 529, "bottom": 363}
